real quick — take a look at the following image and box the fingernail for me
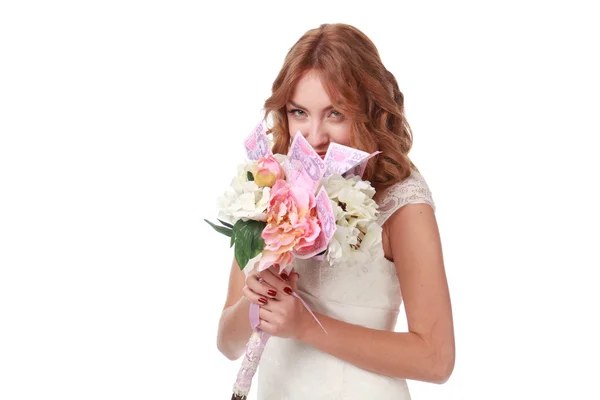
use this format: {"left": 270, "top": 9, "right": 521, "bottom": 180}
{"left": 281, "top": 273, "right": 289, "bottom": 281}
{"left": 258, "top": 297, "right": 267, "bottom": 305}
{"left": 284, "top": 287, "right": 293, "bottom": 295}
{"left": 267, "top": 289, "right": 277, "bottom": 297}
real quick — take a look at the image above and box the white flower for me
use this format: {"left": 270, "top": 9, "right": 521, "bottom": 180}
{"left": 272, "top": 153, "right": 287, "bottom": 165}
{"left": 321, "top": 174, "right": 382, "bottom": 267}
{"left": 322, "top": 174, "right": 378, "bottom": 224}
{"left": 326, "top": 222, "right": 383, "bottom": 267}
{"left": 217, "top": 160, "right": 271, "bottom": 224}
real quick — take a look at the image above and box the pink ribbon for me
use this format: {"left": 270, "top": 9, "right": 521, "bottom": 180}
{"left": 249, "top": 302, "right": 261, "bottom": 330}
{"left": 291, "top": 290, "right": 327, "bottom": 334}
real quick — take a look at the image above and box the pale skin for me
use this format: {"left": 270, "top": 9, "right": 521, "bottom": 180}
{"left": 216, "top": 70, "right": 455, "bottom": 384}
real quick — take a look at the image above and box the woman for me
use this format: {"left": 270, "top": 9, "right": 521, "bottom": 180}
{"left": 217, "top": 23, "right": 455, "bottom": 399}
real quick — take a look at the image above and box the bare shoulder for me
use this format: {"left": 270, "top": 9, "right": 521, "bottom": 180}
{"left": 379, "top": 169, "right": 437, "bottom": 260}
{"left": 382, "top": 202, "right": 440, "bottom": 263}
{"left": 380, "top": 169, "right": 444, "bottom": 286}
{"left": 376, "top": 170, "right": 436, "bottom": 224}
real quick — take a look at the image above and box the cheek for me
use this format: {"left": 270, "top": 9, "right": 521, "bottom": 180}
{"left": 329, "top": 123, "right": 352, "bottom": 146}
{"left": 287, "top": 119, "right": 300, "bottom": 136}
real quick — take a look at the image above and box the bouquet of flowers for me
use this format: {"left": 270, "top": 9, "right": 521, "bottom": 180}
{"left": 205, "top": 122, "right": 381, "bottom": 399}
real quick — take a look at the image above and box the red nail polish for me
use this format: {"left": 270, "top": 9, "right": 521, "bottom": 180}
{"left": 281, "top": 273, "right": 289, "bottom": 281}
{"left": 267, "top": 289, "right": 277, "bottom": 296}
{"left": 284, "top": 287, "right": 293, "bottom": 295}
{"left": 258, "top": 297, "right": 267, "bottom": 304}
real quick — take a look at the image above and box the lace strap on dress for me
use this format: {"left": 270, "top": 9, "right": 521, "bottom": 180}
{"left": 376, "top": 170, "right": 436, "bottom": 226}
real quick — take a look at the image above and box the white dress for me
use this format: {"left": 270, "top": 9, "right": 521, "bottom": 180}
{"left": 257, "top": 170, "right": 436, "bottom": 400}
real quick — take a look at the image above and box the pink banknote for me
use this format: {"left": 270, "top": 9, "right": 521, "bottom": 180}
{"left": 282, "top": 158, "right": 315, "bottom": 192}
{"left": 287, "top": 131, "right": 325, "bottom": 192}
{"left": 323, "top": 142, "right": 370, "bottom": 177}
{"left": 315, "top": 186, "right": 335, "bottom": 241}
{"left": 244, "top": 122, "right": 271, "bottom": 160}
{"left": 341, "top": 150, "right": 382, "bottom": 178}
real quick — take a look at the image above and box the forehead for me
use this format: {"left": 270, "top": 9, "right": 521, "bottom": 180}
{"left": 290, "top": 70, "right": 333, "bottom": 109}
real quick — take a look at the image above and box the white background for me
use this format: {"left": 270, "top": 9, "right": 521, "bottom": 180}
{"left": 1, "top": 1, "right": 599, "bottom": 399}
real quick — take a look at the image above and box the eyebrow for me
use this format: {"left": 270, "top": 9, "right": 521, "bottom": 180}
{"left": 288, "top": 100, "right": 334, "bottom": 113}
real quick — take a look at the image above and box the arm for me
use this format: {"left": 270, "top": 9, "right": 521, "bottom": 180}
{"left": 297, "top": 204, "right": 455, "bottom": 383}
{"left": 216, "top": 258, "right": 253, "bottom": 360}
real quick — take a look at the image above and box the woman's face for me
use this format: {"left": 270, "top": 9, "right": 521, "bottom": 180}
{"left": 286, "top": 70, "right": 352, "bottom": 159}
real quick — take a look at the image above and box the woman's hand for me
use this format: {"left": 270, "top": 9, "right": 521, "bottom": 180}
{"left": 242, "top": 266, "right": 309, "bottom": 340}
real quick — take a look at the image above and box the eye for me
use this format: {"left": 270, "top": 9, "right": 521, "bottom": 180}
{"left": 287, "top": 109, "right": 306, "bottom": 117}
{"left": 329, "top": 110, "right": 343, "bottom": 119}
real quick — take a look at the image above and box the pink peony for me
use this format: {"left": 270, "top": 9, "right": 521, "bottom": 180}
{"left": 252, "top": 155, "right": 285, "bottom": 188}
{"left": 257, "top": 179, "right": 321, "bottom": 271}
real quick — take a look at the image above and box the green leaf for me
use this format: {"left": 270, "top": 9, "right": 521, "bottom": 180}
{"left": 247, "top": 171, "right": 254, "bottom": 181}
{"left": 217, "top": 219, "right": 234, "bottom": 229}
{"left": 233, "top": 219, "right": 266, "bottom": 270}
{"left": 204, "top": 219, "right": 233, "bottom": 237}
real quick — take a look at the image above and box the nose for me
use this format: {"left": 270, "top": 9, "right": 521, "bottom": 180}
{"left": 304, "top": 120, "right": 329, "bottom": 150}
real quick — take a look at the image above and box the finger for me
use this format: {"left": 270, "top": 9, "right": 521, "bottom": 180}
{"left": 247, "top": 273, "right": 279, "bottom": 299}
{"left": 289, "top": 271, "right": 300, "bottom": 292}
{"left": 260, "top": 268, "right": 288, "bottom": 291}
{"left": 259, "top": 306, "right": 276, "bottom": 322}
{"left": 241, "top": 285, "right": 270, "bottom": 306}
{"left": 266, "top": 275, "right": 293, "bottom": 297}
{"left": 278, "top": 267, "right": 291, "bottom": 282}
{"left": 257, "top": 319, "right": 276, "bottom": 335}
{"left": 258, "top": 308, "right": 282, "bottom": 335}
{"left": 267, "top": 264, "right": 291, "bottom": 282}
{"left": 261, "top": 269, "right": 294, "bottom": 296}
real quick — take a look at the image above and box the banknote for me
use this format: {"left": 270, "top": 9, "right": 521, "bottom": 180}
{"left": 244, "top": 122, "right": 271, "bottom": 160}
{"left": 323, "top": 142, "right": 370, "bottom": 177}
{"left": 341, "top": 150, "right": 382, "bottom": 178}
{"left": 315, "top": 186, "right": 336, "bottom": 241}
{"left": 288, "top": 131, "right": 325, "bottom": 191}
{"left": 282, "top": 158, "right": 315, "bottom": 191}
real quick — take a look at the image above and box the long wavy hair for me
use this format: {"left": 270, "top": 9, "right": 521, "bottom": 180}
{"left": 263, "top": 23, "right": 417, "bottom": 190}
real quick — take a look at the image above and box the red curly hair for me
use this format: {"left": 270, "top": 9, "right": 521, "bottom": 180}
{"left": 263, "top": 23, "right": 417, "bottom": 190}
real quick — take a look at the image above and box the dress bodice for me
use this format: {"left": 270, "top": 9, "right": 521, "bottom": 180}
{"left": 257, "top": 170, "right": 436, "bottom": 399}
